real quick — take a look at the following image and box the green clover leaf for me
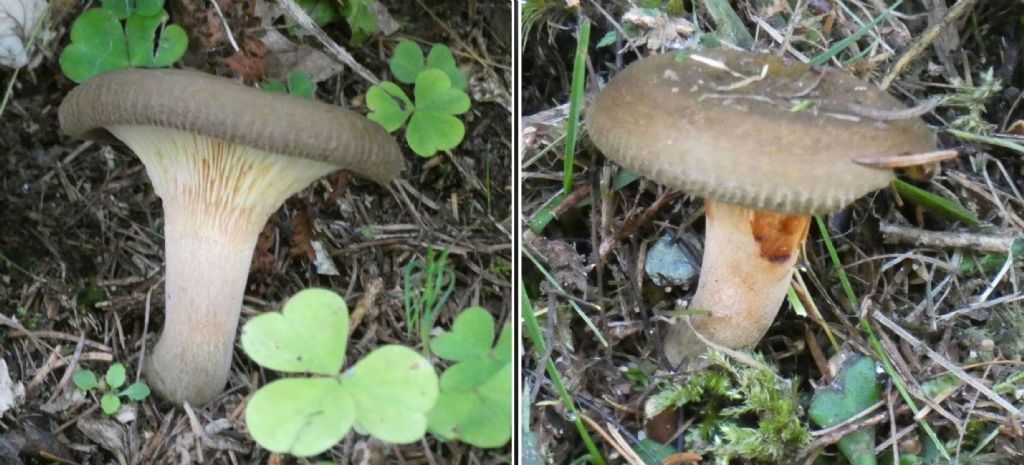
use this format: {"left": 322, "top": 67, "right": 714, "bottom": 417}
{"left": 240, "top": 289, "right": 349, "bottom": 375}
{"left": 428, "top": 308, "right": 512, "bottom": 448}
{"left": 406, "top": 69, "right": 470, "bottom": 157}
{"left": 366, "top": 81, "right": 412, "bottom": 132}
{"left": 124, "top": 11, "right": 187, "bottom": 68}
{"left": 242, "top": 289, "right": 439, "bottom": 453}
{"left": 59, "top": 1, "right": 187, "bottom": 83}
{"left": 295, "top": 0, "right": 340, "bottom": 27}
{"left": 59, "top": 9, "right": 130, "bottom": 83}
{"left": 426, "top": 44, "right": 467, "bottom": 91}
{"left": 263, "top": 72, "right": 316, "bottom": 100}
{"left": 341, "top": 0, "right": 377, "bottom": 44}
{"left": 72, "top": 369, "right": 99, "bottom": 392}
{"left": 344, "top": 345, "right": 438, "bottom": 444}
{"left": 105, "top": 363, "right": 127, "bottom": 390}
{"left": 809, "top": 356, "right": 881, "bottom": 465}
{"left": 246, "top": 378, "right": 354, "bottom": 457}
{"left": 431, "top": 307, "right": 494, "bottom": 362}
{"left": 390, "top": 40, "right": 425, "bottom": 84}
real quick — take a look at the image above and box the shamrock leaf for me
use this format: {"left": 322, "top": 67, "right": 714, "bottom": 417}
{"left": 240, "top": 288, "right": 349, "bottom": 375}
{"left": 367, "top": 81, "right": 412, "bottom": 132}
{"left": 344, "top": 345, "right": 438, "bottom": 444}
{"left": 246, "top": 378, "right": 355, "bottom": 457}
{"left": 406, "top": 69, "right": 470, "bottom": 157}
{"left": 59, "top": 9, "right": 130, "bottom": 83}
{"left": 809, "top": 355, "right": 881, "bottom": 465}
{"left": 425, "top": 44, "right": 466, "bottom": 91}
{"left": 124, "top": 11, "right": 187, "bottom": 67}
{"left": 389, "top": 40, "right": 424, "bottom": 84}
{"left": 428, "top": 309, "right": 512, "bottom": 448}
{"left": 431, "top": 307, "right": 495, "bottom": 362}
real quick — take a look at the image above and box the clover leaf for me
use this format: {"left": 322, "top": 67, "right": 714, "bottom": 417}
{"left": 388, "top": 40, "right": 467, "bottom": 91}
{"left": 72, "top": 369, "right": 100, "bottom": 391}
{"left": 242, "top": 289, "right": 439, "bottom": 457}
{"left": 809, "top": 355, "right": 881, "bottom": 465}
{"left": 59, "top": 9, "right": 129, "bottom": 83}
{"left": 341, "top": 0, "right": 377, "bottom": 44}
{"left": 124, "top": 11, "right": 187, "bottom": 67}
{"left": 428, "top": 307, "right": 512, "bottom": 448}
{"left": 263, "top": 71, "right": 316, "bottom": 100}
{"left": 406, "top": 69, "right": 470, "bottom": 157}
{"left": 367, "top": 81, "right": 412, "bottom": 131}
{"left": 59, "top": 0, "right": 187, "bottom": 83}
{"left": 240, "top": 288, "right": 349, "bottom": 375}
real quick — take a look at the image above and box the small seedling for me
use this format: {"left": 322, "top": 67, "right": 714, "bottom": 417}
{"left": 403, "top": 247, "right": 455, "bottom": 351}
{"left": 59, "top": 0, "right": 187, "bottom": 83}
{"left": 72, "top": 362, "right": 151, "bottom": 415}
{"left": 241, "top": 289, "right": 438, "bottom": 457}
{"left": 428, "top": 307, "right": 512, "bottom": 448}
{"left": 263, "top": 71, "right": 316, "bottom": 100}
{"left": 367, "top": 40, "right": 471, "bottom": 157}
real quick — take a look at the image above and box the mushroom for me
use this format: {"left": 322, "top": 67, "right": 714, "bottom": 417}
{"left": 585, "top": 50, "right": 936, "bottom": 366}
{"left": 59, "top": 69, "right": 403, "bottom": 406}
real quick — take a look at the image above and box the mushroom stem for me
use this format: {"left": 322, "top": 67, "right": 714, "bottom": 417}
{"left": 664, "top": 201, "right": 810, "bottom": 365}
{"left": 112, "top": 126, "right": 339, "bottom": 405}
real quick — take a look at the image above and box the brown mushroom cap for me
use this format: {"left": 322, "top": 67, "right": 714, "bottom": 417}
{"left": 586, "top": 49, "right": 936, "bottom": 214}
{"left": 59, "top": 68, "right": 403, "bottom": 185}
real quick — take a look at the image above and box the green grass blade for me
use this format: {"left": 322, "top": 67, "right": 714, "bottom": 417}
{"left": 522, "top": 283, "right": 607, "bottom": 465}
{"left": 891, "top": 179, "right": 981, "bottom": 226}
{"left": 809, "top": 0, "right": 903, "bottom": 67}
{"left": 563, "top": 19, "right": 590, "bottom": 194}
{"left": 815, "top": 216, "right": 951, "bottom": 460}
{"left": 947, "top": 128, "right": 1024, "bottom": 154}
{"left": 524, "top": 249, "right": 608, "bottom": 347}
{"left": 700, "top": 0, "right": 753, "bottom": 48}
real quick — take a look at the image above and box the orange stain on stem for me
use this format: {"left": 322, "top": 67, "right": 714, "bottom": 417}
{"left": 750, "top": 211, "right": 811, "bottom": 263}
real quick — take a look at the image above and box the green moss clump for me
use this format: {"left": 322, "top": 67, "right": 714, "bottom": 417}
{"left": 647, "top": 350, "right": 811, "bottom": 465}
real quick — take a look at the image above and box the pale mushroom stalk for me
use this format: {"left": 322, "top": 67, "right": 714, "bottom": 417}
{"left": 112, "top": 126, "right": 339, "bottom": 405}
{"left": 663, "top": 201, "right": 810, "bottom": 363}
{"left": 60, "top": 69, "right": 403, "bottom": 406}
{"left": 585, "top": 50, "right": 937, "bottom": 367}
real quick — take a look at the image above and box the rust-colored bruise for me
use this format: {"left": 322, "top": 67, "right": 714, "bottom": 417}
{"left": 750, "top": 211, "right": 811, "bottom": 263}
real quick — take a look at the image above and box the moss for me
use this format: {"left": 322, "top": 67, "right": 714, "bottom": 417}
{"left": 649, "top": 350, "right": 811, "bottom": 465}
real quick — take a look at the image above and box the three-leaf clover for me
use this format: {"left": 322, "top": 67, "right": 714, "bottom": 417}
{"left": 428, "top": 307, "right": 512, "bottom": 448}
{"left": 809, "top": 355, "right": 881, "bottom": 465}
{"left": 241, "top": 289, "right": 439, "bottom": 457}
{"left": 72, "top": 362, "right": 151, "bottom": 415}
{"left": 367, "top": 40, "right": 471, "bottom": 157}
{"left": 59, "top": 0, "right": 187, "bottom": 83}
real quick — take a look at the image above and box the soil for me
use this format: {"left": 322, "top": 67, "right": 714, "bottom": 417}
{"left": 0, "top": 0, "right": 512, "bottom": 463}
{"left": 522, "top": 1, "right": 1024, "bottom": 464}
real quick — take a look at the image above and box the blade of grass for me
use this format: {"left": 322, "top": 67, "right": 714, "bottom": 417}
{"left": 809, "top": 0, "right": 903, "bottom": 67}
{"left": 700, "top": 0, "right": 753, "bottom": 48}
{"left": 524, "top": 249, "right": 609, "bottom": 347}
{"left": 528, "top": 191, "right": 568, "bottom": 234}
{"left": 522, "top": 283, "right": 607, "bottom": 465}
{"left": 563, "top": 19, "right": 590, "bottom": 195}
{"left": 891, "top": 179, "right": 981, "bottom": 226}
{"left": 947, "top": 128, "right": 1024, "bottom": 154}
{"left": 815, "top": 216, "right": 951, "bottom": 460}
